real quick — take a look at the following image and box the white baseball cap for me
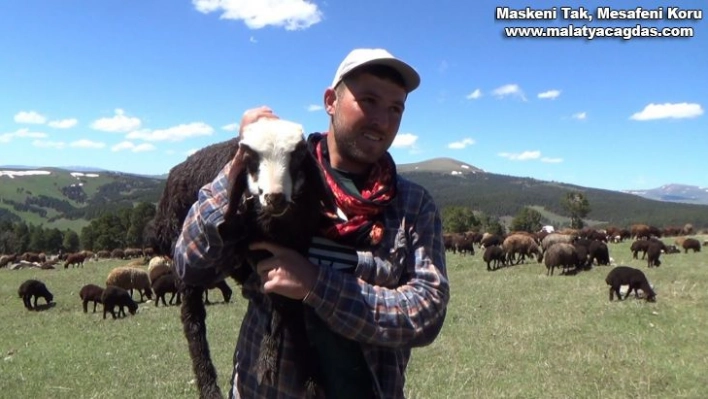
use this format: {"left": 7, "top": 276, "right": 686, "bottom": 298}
{"left": 331, "top": 48, "right": 421, "bottom": 93}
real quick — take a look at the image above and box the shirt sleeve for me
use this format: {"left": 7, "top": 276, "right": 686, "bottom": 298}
{"left": 172, "top": 160, "right": 236, "bottom": 286}
{"left": 303, "top": 193, "right": 449, "bottom": 348}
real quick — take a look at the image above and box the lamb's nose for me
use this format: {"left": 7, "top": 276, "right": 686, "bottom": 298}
{"left": 264, "top": 193, "right": 286, "bottom": 210}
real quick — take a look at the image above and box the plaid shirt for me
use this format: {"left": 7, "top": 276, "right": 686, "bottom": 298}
{"left": 173, "top": 151, "right": 449, "bottom": 399}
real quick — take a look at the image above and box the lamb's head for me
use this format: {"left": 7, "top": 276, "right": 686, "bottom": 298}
{"left": 236, "top": 118, "right": 309, "bottom": 216}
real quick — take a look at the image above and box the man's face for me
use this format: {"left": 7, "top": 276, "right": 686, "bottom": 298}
{"left": 325, "top": 73, "right": 407, "bottom": 173}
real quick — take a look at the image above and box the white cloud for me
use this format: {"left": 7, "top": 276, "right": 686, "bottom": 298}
{"left": 14, "top": 111, "right": 47, "bottom": 124}
{"left": 126, "top": 122, "right": 214, "bottom": 142}
{"left": 0, "top": 128, "right": 48, "bottom": 143}
{"left": 492, "top": 84, "right": 526, "bottom": 101}
{"left": 630, "top": 102, "right": 704, "bottom": 121}
{"left": 541, "top": 157, "right": 563, "bottom": 163}
{"left": 538, "top": 90, "right": 561, "bottom": 100}
{"left": 222, "top": 123, "right": 240, "bottom": 131}
{"left": 48, "top": 118, "right": 78, "bottom": 129}
{"left": 32, "top": 140, "right": 66, "bottom": 149}
{"left": 192, "top": 0, "right": 323, "bottom": 30}
{"left": 249, "top": 36, "right": 257, "bottom": 43}
{"left": 111, "top": 141, "right": 135, "bottom": 152}
{"left": 91, "top": 109, "right": 142, "bottom": 132}
{"left": 498, "top": 150, "right": 541, "bottom": 161}
{"left": 466, "top": 89, "right": 482, "bottom": 100}
{"left": 392, "top": 133, "right": 418, "bottom": 148}
{"left": 448, "top": 138, "right": 476, "bottom": 149}
{"left": 186, "top": 148, "right": 199, "bottom": 156}
{"left": 572, "top": 112, "right": 587, "bottom": 120}
{"left": 307, "top": 104, "right": 323, "bottom": 112}
{"left": 70, "top": 139, "right": 106, "bottom": 149}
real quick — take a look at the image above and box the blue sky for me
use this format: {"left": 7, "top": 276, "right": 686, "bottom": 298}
{"left": 1, "top": 1, "right": 705, "bottom": 191}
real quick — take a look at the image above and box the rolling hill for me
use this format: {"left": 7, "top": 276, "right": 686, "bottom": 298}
{"left": 1, "top": 159, "right": 707, "bottom": 232}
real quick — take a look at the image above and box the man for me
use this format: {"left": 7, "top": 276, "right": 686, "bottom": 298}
{"left": 174, "top": 48, "right": 449, "bottom": 398}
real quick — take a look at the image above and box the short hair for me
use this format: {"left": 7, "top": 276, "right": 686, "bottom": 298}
{"left": 336, "top": 64, "right": 407, "bottom": 92}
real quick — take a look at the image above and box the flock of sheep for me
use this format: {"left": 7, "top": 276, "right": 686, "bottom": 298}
{"left": 444, "top": 226, "right": 704, "bottom": 303}
{"left": 15, "top": 255, "right": 229, "bottom": 318}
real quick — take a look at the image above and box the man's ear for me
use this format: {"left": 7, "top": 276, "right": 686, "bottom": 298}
{"left": 324, "top": 88, "right": 337, "bottom": 116}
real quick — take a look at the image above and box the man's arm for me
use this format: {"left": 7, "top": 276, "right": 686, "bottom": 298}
{"left": 172, "top": 160, "right": 235, "bottom": 286}
{"left": 304, "top": 194, "right": 449, "bottom": 348}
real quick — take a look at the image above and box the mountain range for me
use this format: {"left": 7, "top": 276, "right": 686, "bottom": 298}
{"left": 1, "top": 159, "right": 707, "bottom": 232}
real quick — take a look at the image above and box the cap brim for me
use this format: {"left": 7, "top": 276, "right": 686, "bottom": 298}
{"left": 341, "top": 58, "right": 421, "bottom": 93}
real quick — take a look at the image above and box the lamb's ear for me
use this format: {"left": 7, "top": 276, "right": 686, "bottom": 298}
{"left": 223, "top": 144, "right": 248, "bottom": 225}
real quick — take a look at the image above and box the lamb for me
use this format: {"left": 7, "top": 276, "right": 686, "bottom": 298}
{"left": 543, "top": 242, "right": 579, "bottom": 276}
{"left": 151, "top": 273, "right": 182, "bottom": 307}
{"left": 146, "top": 118, "right": 329, "bottom": 398}
{"left": 646, "top": 241, "right": 667, "bottom": 268}
{"left": 101, "top": 285, "right": 139, "bottom": 319}
{"left": 682, "top": 238, "right": 701, "bottom": 253}
{"left": 483, "top": 245, "right": 505, "bottom": 271}
{"left": 105, "top": 266, "right": 153, "bottom": 302}
{"left": 79, "top": 284, "right": 105, "bottom": 313}
{"left": 18, "top": 279, "right": 54, "bottom": 310}
{"left": 605, "top": 266, "right": 656, "bottom": 302}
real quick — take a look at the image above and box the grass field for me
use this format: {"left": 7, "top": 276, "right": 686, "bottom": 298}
{"left": 1, "top": 238, "right": 707, "bottom": 398}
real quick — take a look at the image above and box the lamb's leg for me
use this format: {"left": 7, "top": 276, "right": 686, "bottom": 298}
{"left": 181, "top": 283, "right": 224, "bottom": 399}
{"left": 83, "top": 299, "right": 89, "bottom": 313}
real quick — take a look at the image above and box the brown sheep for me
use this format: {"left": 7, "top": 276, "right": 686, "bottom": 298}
{"left": 541, "top": 233, "right": 577, "bottom": 254}
{"left": 79, "top": 284, "right": 104, "bottom": 313}
{"left": 502, "top": 234, "right": 542, "bottom": 265}
{"left": 64, "top": 253, "right": 86, "bottom": 269}
{"left": 682, "top": 238, "right": 701, "bottom": 253}
{"left": 105, "top": 266, "right": 153, "bottom": 302}
{"left": 543, "top": 242, "right": 579, "bottom": 276}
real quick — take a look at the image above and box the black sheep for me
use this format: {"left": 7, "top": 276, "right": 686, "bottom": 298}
{"left": 18, "top": 279, "right": 54, "bottom": 310}
{"left": 151, "top": 273, "right": 182, "bottom": 307}
{"left": 101, "top": 285, "right": 139, "bottom": 319}
{"left": 605, "top": 266, "right": 656, "bottom": 302}
{"left": 483, "top": 246, "right": 505, "bottom": 271}
{"left": 79, "top": 284, "right": 104, "bottom": 313}
{"left": 646, "top": 241, "right": 667, "bottom": 268}
{"left": 146, "top": 119, "right": 329, "bottom": 398}
{"left": 588, "top": 240, "right": 610, "bottom": 266}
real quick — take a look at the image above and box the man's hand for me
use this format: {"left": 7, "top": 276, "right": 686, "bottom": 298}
{"left": 239, "top": 106, "right": 279, "bottom": 137}
{"left": 250, "top": 241, "right": 318, "bottom": 300}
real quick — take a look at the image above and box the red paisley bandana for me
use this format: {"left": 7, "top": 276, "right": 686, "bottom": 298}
{"left": 309, "top": 133, "right": 397, "bottom": 247}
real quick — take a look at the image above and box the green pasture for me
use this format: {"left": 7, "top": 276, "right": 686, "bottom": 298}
{"left": 1, "top": 238, "right": 706, "bottom": 398}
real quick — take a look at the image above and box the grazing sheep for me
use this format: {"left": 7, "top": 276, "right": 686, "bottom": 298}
{"left": 151, "top": 273, "right": 182, "bottom": 307}
{"left": 101, "top": 285, "right": 139, "bottom": 319}
{"left": 64, "top": 253, "right": 86, "bottom": 269}
{"left": 541, "top": 233, "right": 577, "bottom": 254}
{"left": 682, "top": 238, "right": 701, "bottom": 253}
{"left": 502, "top": 233, "right": 542, "bottom": 265}
{"left": 543, "top": 242, "right": 579, "bottom": 276}
{"left": 483, "top": 245, "right": 506, "bottom": 271}
{"left": 605, "top": 266, "right": 656, "bottom": 302}
{"left": 105, "top": 266, "right": 153, "bottom": 302}
{"left": 79, "top": 284, "right": 105, "bottom": 313}
{"left": 146, "top": 118, "right": 328, "bottom": 398}
{"left": 480, "top": 233, "right": 503, "bottom": 248}
{"left": 18, "top": 279, "right": 54, "bottom": 310}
